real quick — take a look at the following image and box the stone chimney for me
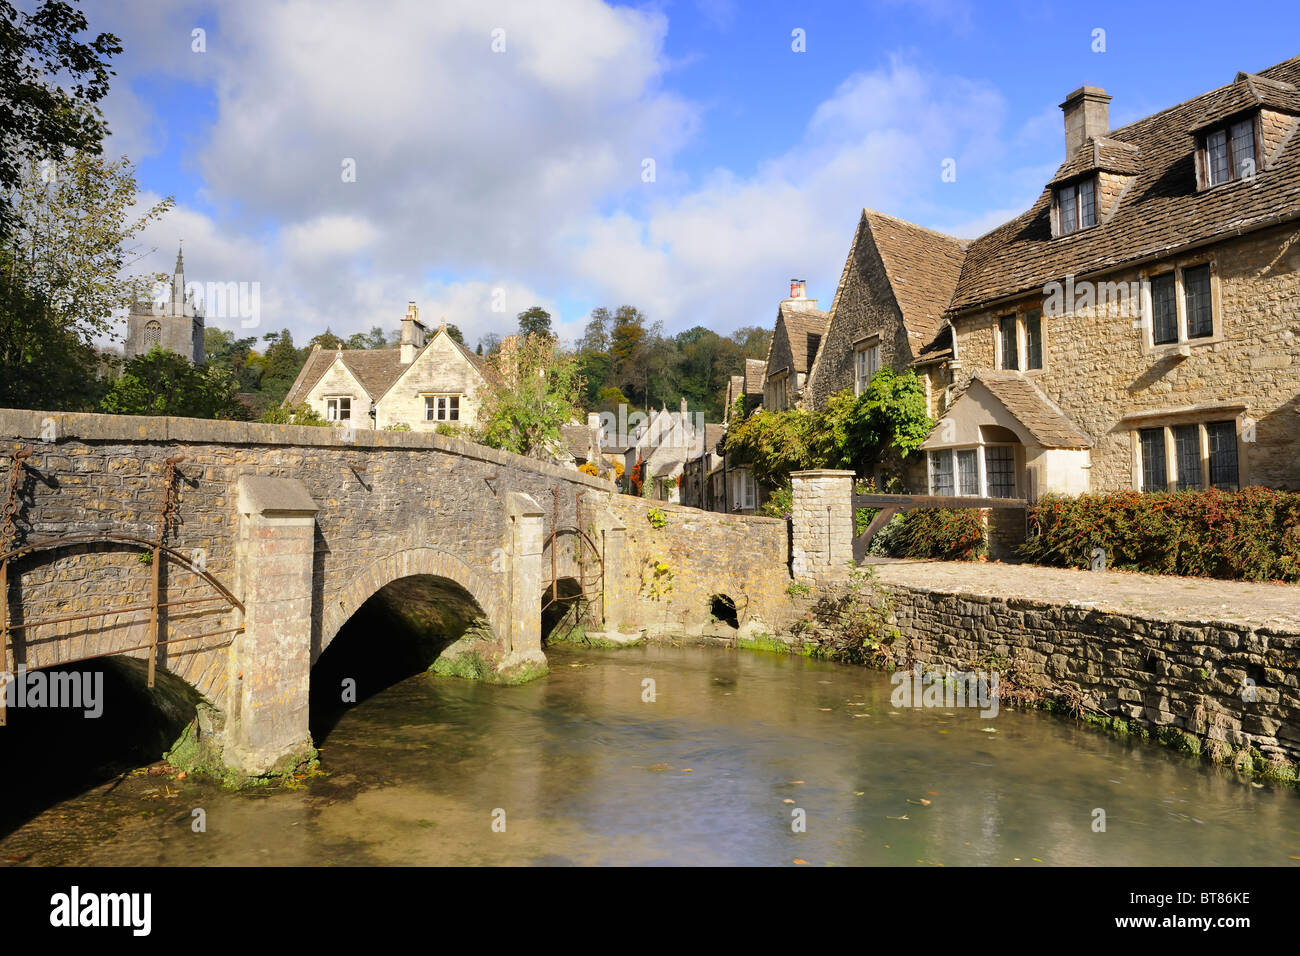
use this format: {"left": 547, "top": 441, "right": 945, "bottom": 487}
{"left": 783, "top": 279, "right": 818, "bottom": 312}
{"left": 400, "top": 301, "right": 425, "bottom": 364}
{"left": 1061, "top": 86, "right": 1111, "bottom": 157}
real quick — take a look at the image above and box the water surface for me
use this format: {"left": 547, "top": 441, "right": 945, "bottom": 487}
{"left": 3, "top": 643, "right": 1298, "bottom": 866}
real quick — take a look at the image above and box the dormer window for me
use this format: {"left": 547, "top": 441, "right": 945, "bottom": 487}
{"left": 1200, "top": 115, "right": 1257, "bottom": 186}
{"left": 1054, "top": 176, "right": 1096, "bottom": 236}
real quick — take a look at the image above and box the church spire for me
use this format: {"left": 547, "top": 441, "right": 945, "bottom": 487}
{"left": 174, "top": 242, "right": 184, "bottom": 276}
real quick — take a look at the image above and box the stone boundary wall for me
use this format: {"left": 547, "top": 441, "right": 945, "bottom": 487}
{"left": 790, "top": 577, "right": 1300, "bottom": 764}
{"left": 602, "top": 495, "right": 796, "bottom": 639}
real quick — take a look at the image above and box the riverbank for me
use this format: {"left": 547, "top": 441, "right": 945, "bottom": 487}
{"left": 679, "top": 558, "right": 1300, "bottom": 784}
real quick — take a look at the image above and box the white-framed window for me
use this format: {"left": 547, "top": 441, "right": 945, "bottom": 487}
{"left": 996, "top": 308, "right": 1044, "bottom": 372}
{"left": 1142, "top": 261, "right": 1216, "bottom": 348}
{"left": 1136, "top": 420, "right": 1239, "bottom": 492}
{"left": 731, "top": 469, "right": 756, "bottom": 510}
{"left": 326, "top": 396, "right": 351, "bottom": 421}
{"left": 424, "top": 394, "right": 460, "bottom": 421}
{"left": 854, "top": 342, "right": 880, "bottom": 395}
{"left": 928, "top": 445, "right": 1018, "bottom": 498}
{"left": 1054, "top": 176, "right": 1097, "bottom": 236}
{"left": 1201, "top": 115, "right": 1257, "bottom": 187}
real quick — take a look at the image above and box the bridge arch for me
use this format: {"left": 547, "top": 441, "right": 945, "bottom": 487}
{"left": 319, "top": 547, "right": 502, "bottom": 659}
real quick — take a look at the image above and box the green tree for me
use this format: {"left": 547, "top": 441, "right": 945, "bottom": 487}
{"left": 476, "top": 334, "right": 584, "bottom": 457}
{"left": 0, "top": 263, "right": 110, "bottom": 410}
{"left": 257, "top": 329, "right": 305, "bottom": 402}
{"left": 309, "top": 328, "right": 344, "bottom": 350}
{"left": 344, "top": 326, "right": 388, "bottom": 350}
{"left": 204, "top": 327, "right": 260, "bottom": 391}
{"left": 444, "top": 323, "right": 464, "bottom": 345}
{"left": 0, "top": 1, "right": 120, "bottom": 238}
{"left": 477, "top": 332, "right": 502, "bottom": 356}
{"left": 1, "top": 152, "right": 171, "bottom": 409}
{"left": 100, "top": 347, "right": 240, "bottom": 418}
{"left": 517, "top": 305, "right": 553, "bottom": 340}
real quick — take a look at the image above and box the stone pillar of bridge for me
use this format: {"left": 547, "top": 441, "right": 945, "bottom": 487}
{"left": 790, "top": 469, "right": 855, "bottom": 582}
{"left": 227, "top": 475, "right": 319, "bottom": 777}
{"left": 499, "top": 492, "right": 548, "bottom": 682}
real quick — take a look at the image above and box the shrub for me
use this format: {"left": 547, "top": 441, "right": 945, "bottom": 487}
{"left": 578, "top": 461, "right": 600, "bottom": 476}
{"left": 887, "top": 509, "right": 987, "bottom": 561}
{"left": 759, "top": 483, "right": 794, "bottom": 518}
{"left": 260, "top": 401, "right": 328, "bottom": 426}
{"left": 1021, "top": 488, "right": 1300, "bottom": 581}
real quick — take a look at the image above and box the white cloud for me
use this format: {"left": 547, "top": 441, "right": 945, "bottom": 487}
{"left": 97, "top": 2, "right": 1040, "bottom": 350}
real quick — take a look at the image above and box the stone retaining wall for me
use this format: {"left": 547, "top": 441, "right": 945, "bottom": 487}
{"left": 602, "top": 495, "right": 795, "bottom": 639}
{"left": 787, "top": 575, "right": 1300, "bottom": 765}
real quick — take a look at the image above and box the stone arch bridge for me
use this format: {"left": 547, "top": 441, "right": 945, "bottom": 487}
{"left": 0, "top": 411, "right": 796, "bottom": 776}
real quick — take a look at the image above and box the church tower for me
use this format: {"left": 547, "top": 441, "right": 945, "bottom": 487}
{"left": 124, "top": 246, "right": 206, "bottom": 363}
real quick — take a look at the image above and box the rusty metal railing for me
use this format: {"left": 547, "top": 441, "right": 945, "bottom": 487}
{"left": 0, "top": 449, "right": 244, "bottom": 726}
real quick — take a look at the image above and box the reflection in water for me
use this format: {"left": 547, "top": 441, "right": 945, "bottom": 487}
{"left": 4, "top": 642, "right": 1300, "bottom": 866}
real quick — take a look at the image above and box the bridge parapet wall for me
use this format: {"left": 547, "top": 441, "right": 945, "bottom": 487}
{"left": 602, "top": 495, "right": 794, "bottom": 639}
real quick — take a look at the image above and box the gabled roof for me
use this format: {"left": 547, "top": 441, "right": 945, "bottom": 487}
{"left": 1047, "top": 136, "right": 1142, "bottom": 186}
{"left": 860, "top": 210, "right": 968, "bottom": 345}
{"left": 971, "top": 371, "right": 1092, "bottom": 449}
{"left": 284, "top": 327, "right": 494, "bottom": 406}
{"left": 285, "top": 346, "right": 407, "bottom": 404}
{"left": 767, "top": 305, "right": 829, "bottom": 378}
{"left": 949, "top": 55, "right": 1300, "bottom": 313}
{"left": 744, "top": 359, "right": 766, "bottom": 395}
{"left": 559, "top": 424, "right": 596, "bottom": 461}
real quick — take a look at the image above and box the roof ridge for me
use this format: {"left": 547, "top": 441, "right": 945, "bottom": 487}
{"left": 862, "top": 207, "right": 968, "bottom": 245}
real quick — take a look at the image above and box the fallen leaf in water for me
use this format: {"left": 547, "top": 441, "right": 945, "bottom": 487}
{"left": 938, "top": 729, "right": 948, "bottom": 734}
{"left": 681, "top": 768, "right": 693, "bottom": 773}
{"left": 818, "top": 708, "right": 832, "bottom": 712}
{"left": 783, "top": 799, "right": 795, "bottom": 804}
{"left": 1289, "top": 855, "right": 1300, "bottom": 860}
{"left": 793, "top": 859, "right": 809, "bottom": 865}
{"left": 981, "top": 728, "right": 998, "bottom": 733}
{"left": 649, "top": 763, "right": 672, "bottom": 772}
{"left": 853, "top": 791, "right": 865, "bottom": 796}
{"left": 927, "top": 791, "right": 937, "bottom": 795}
{"left": 852, "top": 713, "right": 871, "bottom": 718}
{"left": 790, "top": 780, "right": 805, "bottom": 785}
{"left": 886, "top": 814, "right": 909, "bottom": 821}
{"left": 1032, "top": 858, "right": 1043, "bottom": 862}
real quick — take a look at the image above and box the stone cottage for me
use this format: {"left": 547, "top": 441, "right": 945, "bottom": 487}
{"left": 762, "top": 281, "right": 829, "bottom": 411}
{"left": 803, "top": 211, "right": 966, "bottom": 414}
{"left": 811, "top": 55, "right": 1300, "bottom": 502}
{"left": 283, "top": 302, "right": 493, "bottom": 431}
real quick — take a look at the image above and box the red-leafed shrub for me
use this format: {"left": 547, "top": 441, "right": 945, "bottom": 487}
{"left": 887, "top": 508, "right": 987, "bottom": 561}
{"left": 1021, "top": 488, "right": 1300, "bottom": 581}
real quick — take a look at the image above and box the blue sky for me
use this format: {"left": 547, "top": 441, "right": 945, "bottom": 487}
{"left": 93, "top": 0, "right": 1299, "bottom": 349}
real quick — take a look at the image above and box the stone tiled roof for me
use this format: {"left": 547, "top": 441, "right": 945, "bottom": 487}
{"left": 776, "top": 304, "right": 830, "bottom": 374}
{"left": 949, "top": 55, "right": 1300, "bottom": 313}
{"left": 285, "top": 331, "right": 495, "bottom": 406}
{"left": 1047, "top": 136, "right": 1142, "bottom": 186}
{"left": 862, "top": 209, "right": 968, "bottom": 345}
{"left": 974, "top": 371, "right": 1092, "bottom": 449}
{"left": 744, "top": 359, "right": 766, "bottom": 395}
{"left": 286, "top": 346, "right": 406, "bottom": 404}
{"left": 560, "top": 424, "right": 596, "bottom": 461}
{"left": 702, "top": 423, "right": 725, "bottom": 455}
{"left": 1189, "top": 72, "right": 1300, "bottom": 131}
